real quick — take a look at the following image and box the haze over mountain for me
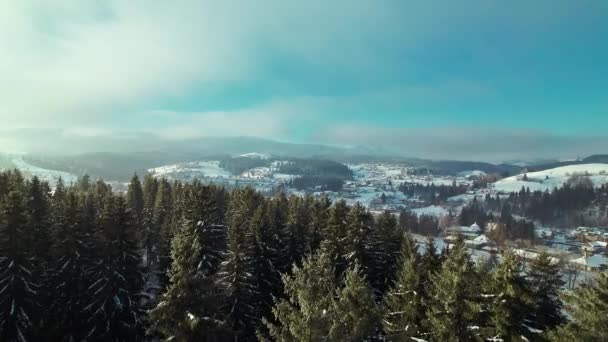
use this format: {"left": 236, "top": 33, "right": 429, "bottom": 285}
{"left": 1, "top": 1, "right": 607, "bottom": 162}
{"left": 2, "top": 128, "right": 608, "bottom": 165}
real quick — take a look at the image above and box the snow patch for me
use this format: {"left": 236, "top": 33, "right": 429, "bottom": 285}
{"left": 10, "top": 156, "right": 77, "bottom": 187}
{"left": 492, "top": 163, "right": 608, "bottom": 193}
{"left": 235, "top": 152, "right": 270, "bottom": 159}
{"left": 149, "top": 161, "right": 231, "bottom": 180}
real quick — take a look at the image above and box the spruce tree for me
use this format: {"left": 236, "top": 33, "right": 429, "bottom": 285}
{"left": 549, "top": 271, "right": 608, "bottom": 341}
{"left": 426, "top": 236, "right": 479, "bottom": 341}
{"left": 140, "top": 174, "right": 158, "bottom": 269}
{"left": 153, "top": 179, "right": 174, "bottom": 276}
{"left": 127, "top": 174, "right": 144, "bottom": 228}
{"left": 331, "top": 263, "right": 380, "bottom": 340}
{"left": 383, "top": 233, "right": 423, "bottom": 340}
{"left": 308, "top": 195, "right": 331, "bottom": 254}
{"left": 82, "top": 195, "right": 144, "bottom": 341}
{"left": 320, "top": 200, "right": 349, "bottom": 277}
{"left": 368, "top": 211, "right": 402, "bottom": 295}
{"left": 265, "top": 252, "right": 380, "bottom": 341}
{"left": 482, "top": 251, "right": 533, "bottom": 341}
{"left": 0, "top": 190, "right": 42, "bottom": 342}
{"left": 418, "top": 235, "right": 441, "bottom": 329}
{"left": 147, "top": 219, "right": 226, "bottom": 341}
{"left": 266, "top": 194, "right": 289, "bottom": 275}
{"left": 47, "top": 190, "right": 94, "bottom": 341}
{"left": 141, "top": 207, "right": 156, "bottom": 270}
{"left": 526, "top": 251, "right": 565, "bottom": 332}
{"left": 76, "top": 174, "right": 91, "bottom": 193}
{"left": 142, "top": 174, "right": 158, "bottom": 211}
{"left": 51, "top": 177, "right": 67, "bottom": 219}
{"left": 264, "top": 251, "right": 337, "bottom": 341}
{"left": 183, "top": 182, "right": 226, "bottom": 275}
{"left": 25, "top": 177, "right": 51, "bottom": 264}
{"left": 23, "top": 177, "right": 51, "bottom": 337}
{"left": 249, "top": 204, "right": 282, "bottom": 331}
{"left": 284, "top": 196, "right": 311, "bottom": 269}
{"left": 92, "top": 178, "right": 112, "bottom": 211}
{"left": 343, "top": 203, "right": 373, "bottom": 275}
{"left": 420, "top": 236, "right": 442, "bottom": 276}
{"left": 219, "top": 187, "right": 261, "bottom": 339}
{"left": 0, "top": 172, "right": 8, "bottom": 198}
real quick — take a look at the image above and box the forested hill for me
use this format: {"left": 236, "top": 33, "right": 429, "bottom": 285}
{"left": 0, "top": 168, "right": 606, "bottom": 341}
{"left": 406, "top": 159, "right": 523, "bottom": 176}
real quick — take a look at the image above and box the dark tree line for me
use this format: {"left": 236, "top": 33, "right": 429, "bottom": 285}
{"left": 485, "top": 177, "right": 608, "bottom": 227}
{"left": 397, "top": 210, "right": 442, "bottom": 236}
{"left": 219, "top": 157, "right": 268, "bottom": 176}
{"left": 458, "top": 199, "right": 536, "bottom": 242}
{"left": 288, "top": 175, "right": 344, "bottom": 192}
{"left": 399, "top": 182, "right": 468, "bottom": 205}
{"left": 0, "top": 169, "right": 606, "bottom": 341}
{"left": 277, "top": 159, "right": 353, "bottom": 179}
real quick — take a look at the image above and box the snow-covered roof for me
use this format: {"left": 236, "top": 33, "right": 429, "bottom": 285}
{"left": 466, "top": 234, "right": 489, "bottom": 246}
{"left": 473, "top": 234, "right": 489, "bottom": 244}
{"left": 588, "top": 241, "right": 608, "bottom": 248}
{"left": 450, "top": 223, "right": 482, "bottom": 234}
{"left": 535, "top": 228, "right": 554, "bottom": 238}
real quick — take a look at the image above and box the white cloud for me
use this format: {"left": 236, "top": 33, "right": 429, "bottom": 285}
{"left": 313, "top": 124, "right": 608, "bottom": 162}
{"left": 157, "top": 97, "right": 328, "bottom": 140}
{"left": 0, "top": 0, "right": 583, "bottom": 128}
{"left": 0, "top": 0, "right": 415, "bottom": 127}
{"left": 0, "top": 0, "right": 602, "bottom": 165}
{"left": 0, "top": 1, "right": 255, "bottom": 126}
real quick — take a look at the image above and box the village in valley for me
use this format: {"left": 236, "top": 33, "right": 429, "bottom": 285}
{"left": 145, "top": 158, "right": 608, "bottom": 279}
{"left": 6, "top": 153, "right": 608, "bottom": 281}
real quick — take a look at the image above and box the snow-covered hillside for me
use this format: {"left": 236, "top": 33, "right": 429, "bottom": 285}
{"left": 236, "top": 152, "right": 270, "bottom": 159}
{"left": 492, "top": 163, "right": 608, "bottom": 193}
{"left": 149, "top": 161, "right": 232, "bottom": 180}
{"left": 11, "top": 155, "right": 78, "bottom": 187}
{"left": 458, "top": 170, "right": 486, "bottom": 178}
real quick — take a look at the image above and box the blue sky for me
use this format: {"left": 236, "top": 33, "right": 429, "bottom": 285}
{"left": 1, "top": 0, "right": 607, "bottom": 160}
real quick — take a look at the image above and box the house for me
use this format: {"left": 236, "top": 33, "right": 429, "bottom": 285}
{"left": 470, "top": 222, "right": 481, "bottom": 233}
{"left": 465, "top": 234, "right": 490, "bottom": 249}
{"left": 588, "top": 240, "right": 608, "bottom": 252}
{"left": 535, "top": 228, "right": 554, "bottom": 239}
{"left": 448, "top": 222, "right": 482, "bottom": 236}
{"left": 447, "top": 223, "right": 481, "bottom": 239}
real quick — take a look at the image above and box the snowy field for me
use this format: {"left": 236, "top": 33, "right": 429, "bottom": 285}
{"left": 11, "top": 156, "right": 78, "bottom": 187}
{"left": 149, "top": 161, "right": 232, "bottom": 179}
{"left": 492, "top": 163, "right": 608, "bottom": 193}
{"left": 235, "top": 152, "right": 270, "bottom": 159}
{"left": 458, "top": 170, "right": 487, "bottom": 178}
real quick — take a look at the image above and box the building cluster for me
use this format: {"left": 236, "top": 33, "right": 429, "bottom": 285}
{"left": 445, "top": 222, "right": 497, "bottom": 251}
{"left": 535, "top": 226, "right": 608, "bottom": 272}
